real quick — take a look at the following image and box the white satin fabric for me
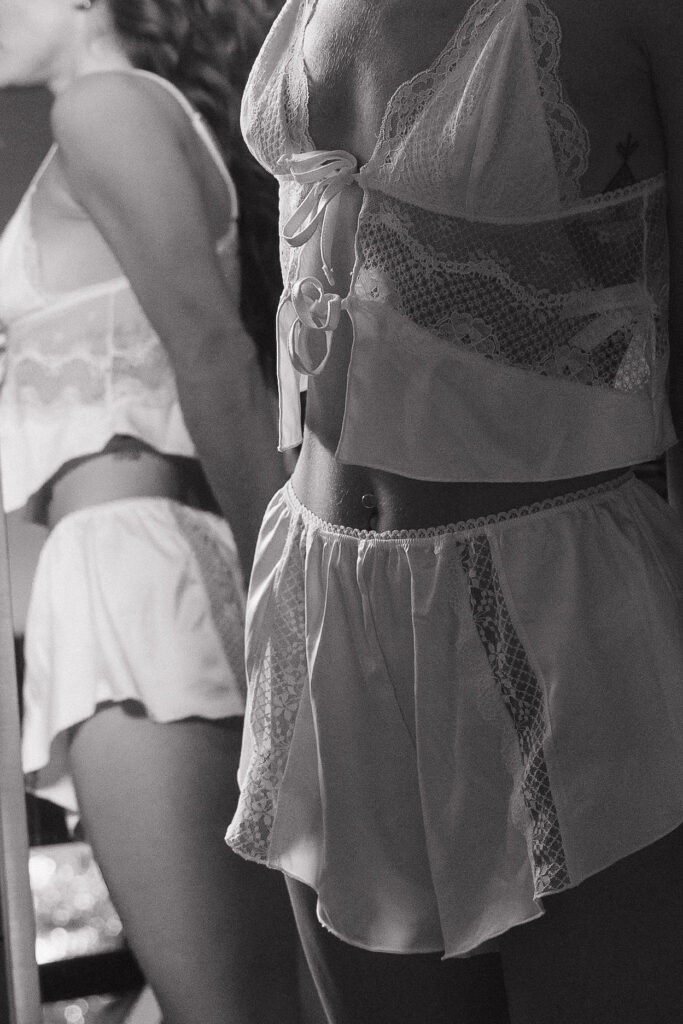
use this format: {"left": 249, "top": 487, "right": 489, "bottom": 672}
{"left": 228, "top": 475, "right": 683, "bottom": 956}
{"left": 22, "top": 498, "right": 246, "bottom": 815}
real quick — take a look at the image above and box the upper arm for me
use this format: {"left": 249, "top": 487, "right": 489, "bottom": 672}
{"left": 51, "top": 73, "right": 250, "bottom": 383}
{"left": 635, "top": 1, "right": 683, "bottom": 423}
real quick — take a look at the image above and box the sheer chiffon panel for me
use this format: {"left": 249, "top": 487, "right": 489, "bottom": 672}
{"left": 227, "top": 476, "right": 683, "bottom": 956}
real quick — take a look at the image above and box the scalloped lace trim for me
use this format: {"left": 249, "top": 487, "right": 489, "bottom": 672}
{"left": 373, "top": 0, "right": 506, "bottom": 162}
{"left": 372, "top": 0, "right": 590, "bottom": 205}
{"left": 284, "top": 472, "right": 634, "bottom": 540}
{"left": 525, "top": 0, "right": 590, "bottom": 204}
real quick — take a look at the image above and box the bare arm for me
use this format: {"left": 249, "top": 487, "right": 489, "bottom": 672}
{"left": 639, "top": 2, "right": 683, "bottom": 514}
{"left": 51, "top": 72, "right": 286, "bottom": 575}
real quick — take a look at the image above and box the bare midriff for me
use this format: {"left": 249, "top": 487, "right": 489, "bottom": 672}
{"left": 291, "top": 431, "right": 628, "bottom": 532}
{"left": 44, "top": 444, "right": 195, "bottom": 530}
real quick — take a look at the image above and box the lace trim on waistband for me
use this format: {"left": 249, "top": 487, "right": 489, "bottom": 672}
{"left": 284, "top": 471, "right": 635, "bottom": 540}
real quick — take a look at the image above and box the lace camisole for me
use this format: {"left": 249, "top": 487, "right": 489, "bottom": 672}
{"left": 242, "top": 0, "right": 675, "bottom": 481}
{"left": 0, "top": 69, "right": 240, "bottom": 513}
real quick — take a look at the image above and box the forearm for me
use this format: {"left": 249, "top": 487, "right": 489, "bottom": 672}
{"left": 178, "top": 352, "right": 287, "bottom": 579}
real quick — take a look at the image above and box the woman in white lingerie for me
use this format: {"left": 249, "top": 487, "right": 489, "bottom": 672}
{"left": 225, "top": 0, "right": 683, "bottom": 1021}
{"left": 0, "top": 1, "right": 312, "bottom": 1022}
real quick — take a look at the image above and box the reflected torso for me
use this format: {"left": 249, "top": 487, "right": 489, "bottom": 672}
{"left": 8, "top": 71, "right": 236, "bottom": 529}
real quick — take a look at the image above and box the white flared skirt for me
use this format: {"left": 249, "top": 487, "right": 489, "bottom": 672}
{"left": 226, "top": 474, "right": 683, "bottom": 958}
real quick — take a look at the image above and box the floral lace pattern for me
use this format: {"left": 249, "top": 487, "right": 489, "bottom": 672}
{"left": 5, "top": 288, "right": 180, "bottom": 411}
{"left": 458, "top": 535, "right": 571, "bottom": 895}
{"left": 372, "top": 0, "right": 507, "bottom": 179}
{"left": 171, "top": 505, "right": 247, "bottom": 701}
{"left": 226, "top": 520, "right": 307, "bottom": 860}
{"left": 526, "top": 0, "right": 589, "bottom": 203}
{"left": 355, "top": 184, "right": 666, "bottom": 392}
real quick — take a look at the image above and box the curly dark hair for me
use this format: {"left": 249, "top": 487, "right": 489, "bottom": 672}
{"left": 106, "top": 0, "right": 284, "bottom": 387}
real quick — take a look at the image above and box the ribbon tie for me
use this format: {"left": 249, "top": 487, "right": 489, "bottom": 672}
{"left": 282, "top": 149, "right": 359, "bottom": 285}
{"left": 286, "top": 276, "right": 342, "bottom": 376}
{"left": 275, "top": 149, "right": 360, "bottom": 451}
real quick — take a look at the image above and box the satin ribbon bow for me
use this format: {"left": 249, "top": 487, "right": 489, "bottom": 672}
{"left": 282, "top": 149, "right": 359, "bottom": 285}
{"left": 286, "top": 276, "right": 342, "bottom": 376}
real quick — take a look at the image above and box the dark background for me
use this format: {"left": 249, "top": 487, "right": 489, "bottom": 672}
{"left": 0, "top": 87, "right": 52, "bottom": 229}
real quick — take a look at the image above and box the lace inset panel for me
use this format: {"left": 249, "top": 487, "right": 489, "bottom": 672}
{"left": 226, "top": 520, "right": 308, "bottom": 861}
{"left": 7, "top": 288, "right": 181, "bottom": 411}
{"left": 354, "top": 185, "right": 666, "bottom": 391}
{"left": 170, "top": 505, "right": 247, "bottom": 701}
{"left": 525, "top": 0, "right": 589, "bottom": 204}
{"left": 458, "top": 535, "right": 571, "bottom": 895}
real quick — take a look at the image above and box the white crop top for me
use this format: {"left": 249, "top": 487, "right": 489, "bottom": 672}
{"left": 242, "top": 0, "right": 676, "bottom": 481}
{"left": 0, "top": 68, "right": 240, "bottom": 512}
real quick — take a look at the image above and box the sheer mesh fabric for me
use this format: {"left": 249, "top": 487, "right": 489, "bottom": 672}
{"left": 354, "top": 183, "right": 667, "bottom": 392}
{"left": 240, "top": 0, "right": 313, "bottom": 172}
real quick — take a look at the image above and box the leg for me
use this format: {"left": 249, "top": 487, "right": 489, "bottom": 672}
{"left": 286, "top": 876, "right": 511, "bottom": 1024}
{"left": 68, "top": 706, "right": 305, "bottom": 1024}
{"left": 500, "top": 824, "right": 683, "bottom": 1024}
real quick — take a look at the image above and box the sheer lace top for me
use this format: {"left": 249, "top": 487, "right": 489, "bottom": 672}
{"left": 242, "top": 0, "right": 674, "bottom": 481}
{"left": 0, "top": 69, "right": 240, "bottom": 512}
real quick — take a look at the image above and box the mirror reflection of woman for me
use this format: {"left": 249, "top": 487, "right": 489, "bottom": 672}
{"left": 0, "top": 1, "right": 306, "bottom": 1022}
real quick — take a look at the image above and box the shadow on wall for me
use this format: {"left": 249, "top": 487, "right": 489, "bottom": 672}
{"left": 0, "top": 86, "right": 52, "bottom": 230}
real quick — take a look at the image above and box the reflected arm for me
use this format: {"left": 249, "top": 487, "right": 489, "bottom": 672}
{"left": 51, "top": 72, "right": 286, "bottom": 575}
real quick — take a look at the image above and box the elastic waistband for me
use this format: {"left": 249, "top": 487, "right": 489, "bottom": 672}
{"left": 284, "top": 472, "right": 636, "bottom": 542}
{"left": 49, "top": 495, "right": 221, "bottom": 534}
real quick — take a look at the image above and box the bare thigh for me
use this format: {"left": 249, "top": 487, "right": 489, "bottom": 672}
{"left": 68, "top": 706, "right": 306, "bottom": 1024}
{"left": 286, "top": 876, "right": 511, "bottom": 1024}
{"left": 500, "top": 824, "right": 683, "bottom": 1024}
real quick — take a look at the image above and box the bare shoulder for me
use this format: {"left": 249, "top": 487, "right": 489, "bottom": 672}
{"left": 51, "top": 70, "right": 185, "bottom": 168}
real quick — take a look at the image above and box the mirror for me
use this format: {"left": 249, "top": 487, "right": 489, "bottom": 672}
{"left": 0, "top": 84, "right": 53, "bottom": 1024}
{"left": 0, "top": 85, "right": 150, "bottom": 1023}
{"left": 0, "top": 84, "right": 324, "bottom": 1024}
